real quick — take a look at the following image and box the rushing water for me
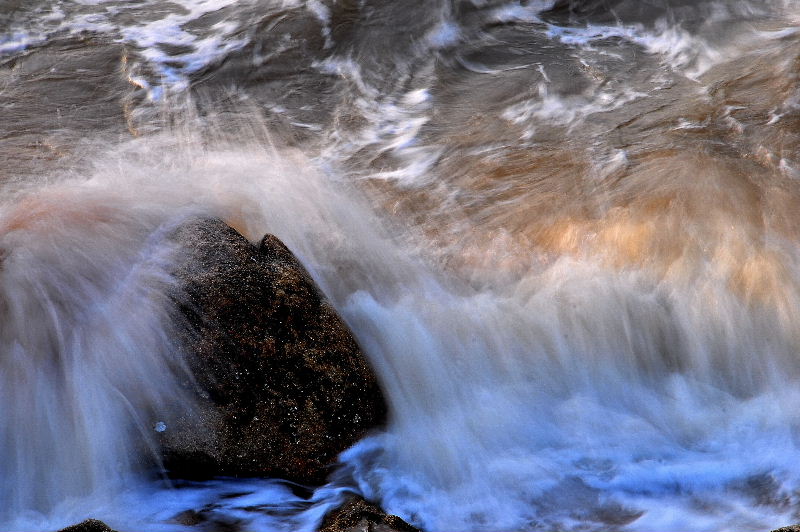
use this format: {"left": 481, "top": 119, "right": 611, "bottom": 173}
{"left": 4, "top": 0, "right": 800, "bottom": 530}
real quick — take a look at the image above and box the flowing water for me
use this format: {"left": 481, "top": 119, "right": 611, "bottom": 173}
{"left": 3, "top": 0, "right": 800, "bottom": 530}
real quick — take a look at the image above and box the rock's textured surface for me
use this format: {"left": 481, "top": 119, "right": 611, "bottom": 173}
{"left": 159, "top": 218, "right": 386, "bottom": 484}
{"left": 57, "top": 519, "right": 117, "bottom": 532}
{"left": 320, "top": 496, "right": 419, "bottom": 532}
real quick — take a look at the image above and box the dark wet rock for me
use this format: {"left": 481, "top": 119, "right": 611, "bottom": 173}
{"left": 159, "top": 218, "right": 386, "bottom": 484}
{"left": 320, "top": 496, "right": 419, "bottom": 532}
{"left": 171, "top": 509, "right": 205, "bottom": 526}
{"left": 57, "top": 520, "right": 117, "bottom": 532}
{"left": 168, "top": 508, "right": 242, "bottom": 531}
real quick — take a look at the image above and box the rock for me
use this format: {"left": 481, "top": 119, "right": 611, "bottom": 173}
{"left": 171, "top": 509, "right": 205, "bottom": 526}
{"left": 320, "top": 496, "right": 419, "bottom": 532}
{"left": 159, "top": 218, "right": 387, "bottom": 484}
{"left": 772, "top": 527, "right": 800, "bottom": 532}
{"left": 57, "top": 520, "right": 117, "bottom": 532}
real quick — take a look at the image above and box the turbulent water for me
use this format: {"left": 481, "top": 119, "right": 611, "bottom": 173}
{"left": 4, "top": 0, "right": 800, "bottom": 530}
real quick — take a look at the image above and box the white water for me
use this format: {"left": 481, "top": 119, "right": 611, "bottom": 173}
{"left": 2, "top": 117, "right": 799, "bottom": 530}
{"left": 0, "top": 182, "right": 197, "bottom": 530}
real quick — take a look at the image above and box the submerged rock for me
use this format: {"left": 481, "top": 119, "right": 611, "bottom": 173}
{"left": 320, "top": 496, "right": 419, "bottom": 532}
{"left": 57, "top": 520, "right": 117, "bottom": 532}
{"left": 159, "top": 218, "right": 386, "bottom": 484}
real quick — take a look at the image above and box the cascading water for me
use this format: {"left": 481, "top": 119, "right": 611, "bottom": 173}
{"left": 4, "top": 0, "right": 800, "bottom": 530}
{"left": 0, "top": 185, "right": 197, "bottom": 530}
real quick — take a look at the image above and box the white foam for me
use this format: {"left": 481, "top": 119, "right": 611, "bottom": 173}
{"left": 502, "top": 82, "right": 646, "bottom": 136}
{"left": 487, "top": 1, "right": 558, "bottom": 24}
{"left": 0, "top": 0, "right": 264, "bottom": 94}
{"left": 307, "top": 0, "right": 333, "bottom": 49}
{"left": 316, "top": 58, "right": 441, "bottom": 186}
{"left": 427, "top": 21, "right": 461, "bottom": 49}
{"left": 0, "top": 32, "right": 40, "bottom": 55}
{"left": 545, "top": 22, "right": 724, "bottom": 79}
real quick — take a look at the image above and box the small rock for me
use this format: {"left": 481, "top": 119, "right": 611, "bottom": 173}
{"left": 320, "top": 496, "right": 419, "bottom": 532}
{"left": 171, "top": 509, "right": 205, "bottom": 526}
{"left": 57, "top": 519, "right": 117, "bottom": 532}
